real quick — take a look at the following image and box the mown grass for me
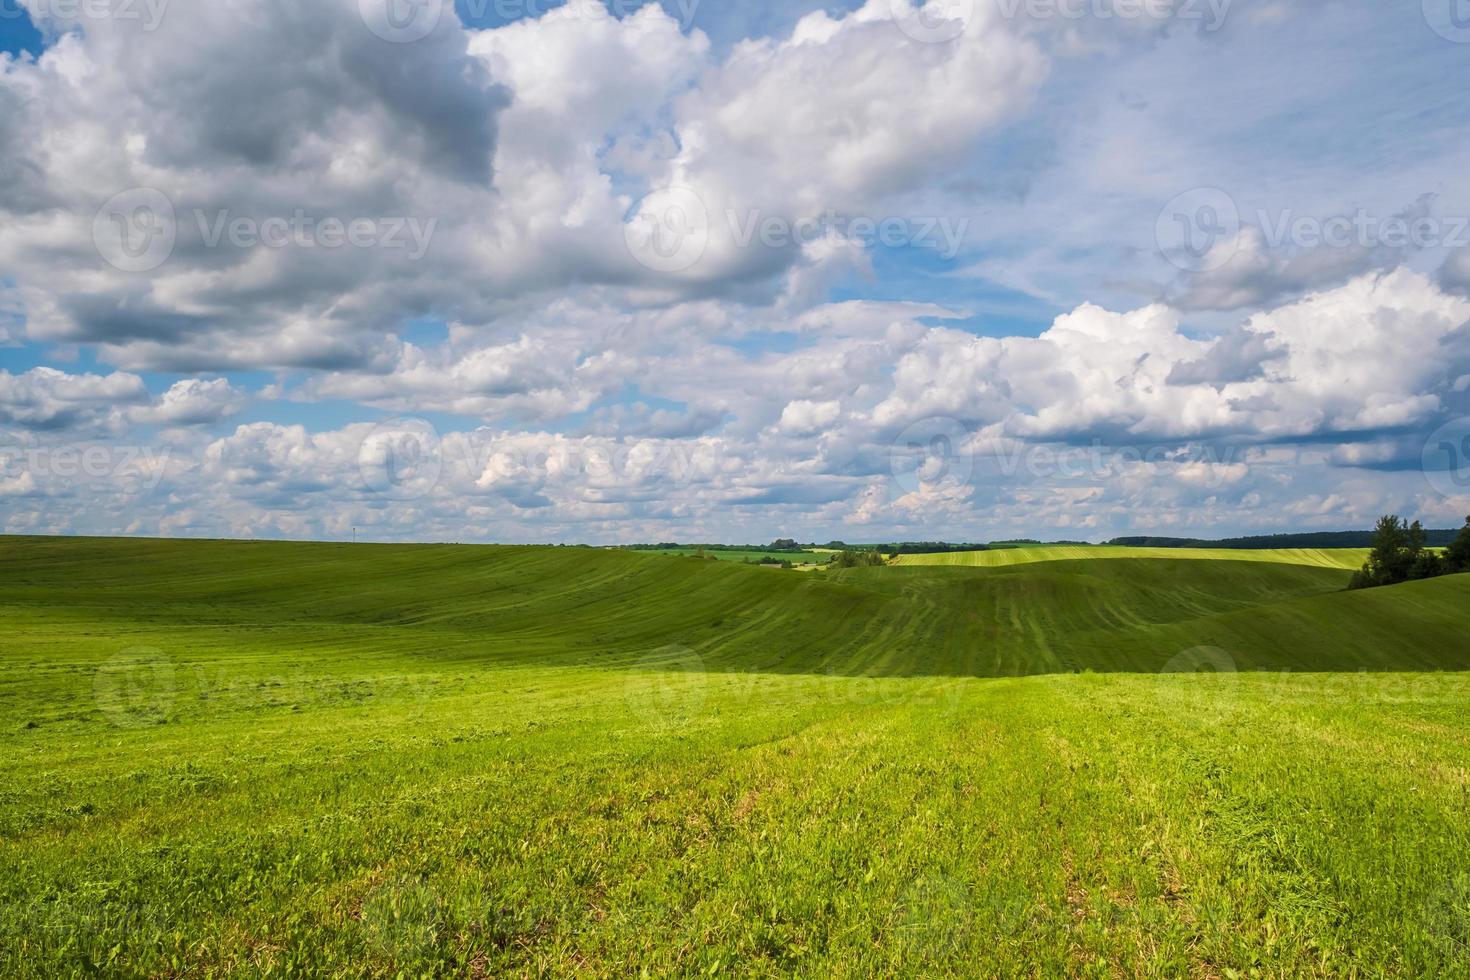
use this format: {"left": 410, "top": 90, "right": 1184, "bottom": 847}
{"left": 2, "top": 536, "right": 1469, "bottom": 977}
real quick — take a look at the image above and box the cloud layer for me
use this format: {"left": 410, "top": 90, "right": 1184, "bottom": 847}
{"left": 2, "top": 0, "right": 1469, "bottom": 542}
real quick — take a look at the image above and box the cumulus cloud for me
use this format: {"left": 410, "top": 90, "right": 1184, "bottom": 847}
{"left": 0, "top": 367, "right": 146, "bottom": 431}
{"left": 633, "top": 1, "right": 1046, "bottom": 287}
{"left": 0, "top": 469, "right": 39, "bottom": 497}
{"left": 0, "top": 0, "right": 1046, "bottom": 363}
{"left": 873, "top": 270, "right": 1470, "bottom": 443}
{"left": 130, "top": 379, "right": 246, "bottom": 426}
{"left": 777, "top": 399, "right": 842, "bottom": 436}
{"left": 1166, "top": 197, "right": 1448, "bottom": 312}
{"left": 4, "top": 0, "right": 1039, "bottom": 371}
{"left": 673, "top": 2, "right": 1045, "bottom": 207}
{"left": 291, "top": 323, "right": 642, "bottom": 421}
{"left": 1167, "top": 225, "right": 1393, "bottom": 312}
{"left": 1165, "top": 324, "right": 1284, "bottom": 387}
{"left": 0, "top": 0, "right": 510, "bottom": 369}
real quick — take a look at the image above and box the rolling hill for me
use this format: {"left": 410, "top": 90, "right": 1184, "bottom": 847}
{"left": 0, "top": 537, "right": 1461, "bottom": 687}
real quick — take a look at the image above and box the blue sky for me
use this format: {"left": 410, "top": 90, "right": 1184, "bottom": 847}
{"left": 0, "top": 3, "right": 42, "bottom": 57}
{"left": 2, "top": 0, "right": 1469, "bottom": 543}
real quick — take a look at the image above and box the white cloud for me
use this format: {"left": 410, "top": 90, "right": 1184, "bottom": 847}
{"left": 0, "top": 469, "right": 39, "bottom": 497}
{"left": 1167, "top": 225, "right": 1392, "bottom": 312}
{"left": 131, "top": 378, "right": 245, "bottom": 426}
{"left": 872, "top": 270, "right": 1470, "bottom": 443}
{"left": 621, "top": 0, "right": 1047, "bottom": 287}
{"left": 0, "top": 367, "right": 146, "bottom": 430}
{"left": 0, "top": 0, "right": 509, "bottom": 368}
{"left": 777, "top": 399, "right": 842, "bottom": 435}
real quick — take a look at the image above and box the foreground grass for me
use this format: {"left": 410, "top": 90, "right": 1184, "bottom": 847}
{"left": 3, "top": 537, "right": 1469, "bottom": 976}
{"left": 7, "top": 668, "right": 1470, "bottom": 976}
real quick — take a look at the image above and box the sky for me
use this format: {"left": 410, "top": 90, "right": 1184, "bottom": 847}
{"left": 1, "top": 0, "right": 1470, "bottom": 545}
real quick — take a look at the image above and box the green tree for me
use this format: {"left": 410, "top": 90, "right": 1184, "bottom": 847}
{"left": 1404, "top": 519, "right": 1442, "bottom": 580}
{"left": 1352, "top": 516, "right": 1408, "bottom": 589}
{"left": 829, "top": 549, "right": 885, "bottom": 569}
{"left": 1445, "top": 517, "right": 1470, "bottom": 574}
{"left": 1409, "top": 549, "right": 1444, "bottom": 581}
{"left": 1407, "top": 519, "right": 1427, "bottom": 559}
{"left": 1351, "top": 516, "right": 1453, "bottom": 589}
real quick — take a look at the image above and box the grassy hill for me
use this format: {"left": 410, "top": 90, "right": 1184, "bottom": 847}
{"left": 3, "top": 536, "right": 1470, "bottom": 976}
{"left": 1, "top": 536, "right": 1460, "bottom": 684}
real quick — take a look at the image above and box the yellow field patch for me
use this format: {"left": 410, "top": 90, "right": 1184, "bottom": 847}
{"left": 891, "top": 545, "right": 1370, "bottom": 571}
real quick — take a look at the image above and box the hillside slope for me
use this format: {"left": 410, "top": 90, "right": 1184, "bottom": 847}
{"left": 1, "top": 537, "right": 1466, "bottom": 692}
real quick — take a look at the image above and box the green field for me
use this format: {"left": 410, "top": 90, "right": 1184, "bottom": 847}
{"left": 3, "top": 536, "right": 1470, "bottom": 976}
{"left": 892, "top": 544, "right": 1371, "bottom": 570}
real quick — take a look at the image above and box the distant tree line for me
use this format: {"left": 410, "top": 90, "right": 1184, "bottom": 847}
{"left": 626, "top": 540, "right": 987, "bottom": 555}
{"left": 879, "top": 541, "right": 991, "bottom": 555}
{"left": 622, "top": 541, "right": 814, "bottom": 553}
{"left": 877, "top": 540, "right": 1090, "bottom": 554}
{"left": 987, "top": 539, "right": 1092, "bottom": 549}
{"left": 1349, "top": 516, "right": 1470, "bottom": 590}
{"left": 1110, "top": 529, "right": 1465, "bottom": 550}
{"left": 625, "top": 539, "right": 1095, "bottom": 556}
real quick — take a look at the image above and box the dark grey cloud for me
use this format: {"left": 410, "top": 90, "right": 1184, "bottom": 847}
{"left": 1440, "top": 247, "right": 1470, "bottom": 297}
{"left": 1167, "top": 325, "right": 1284, "bottom": 387}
